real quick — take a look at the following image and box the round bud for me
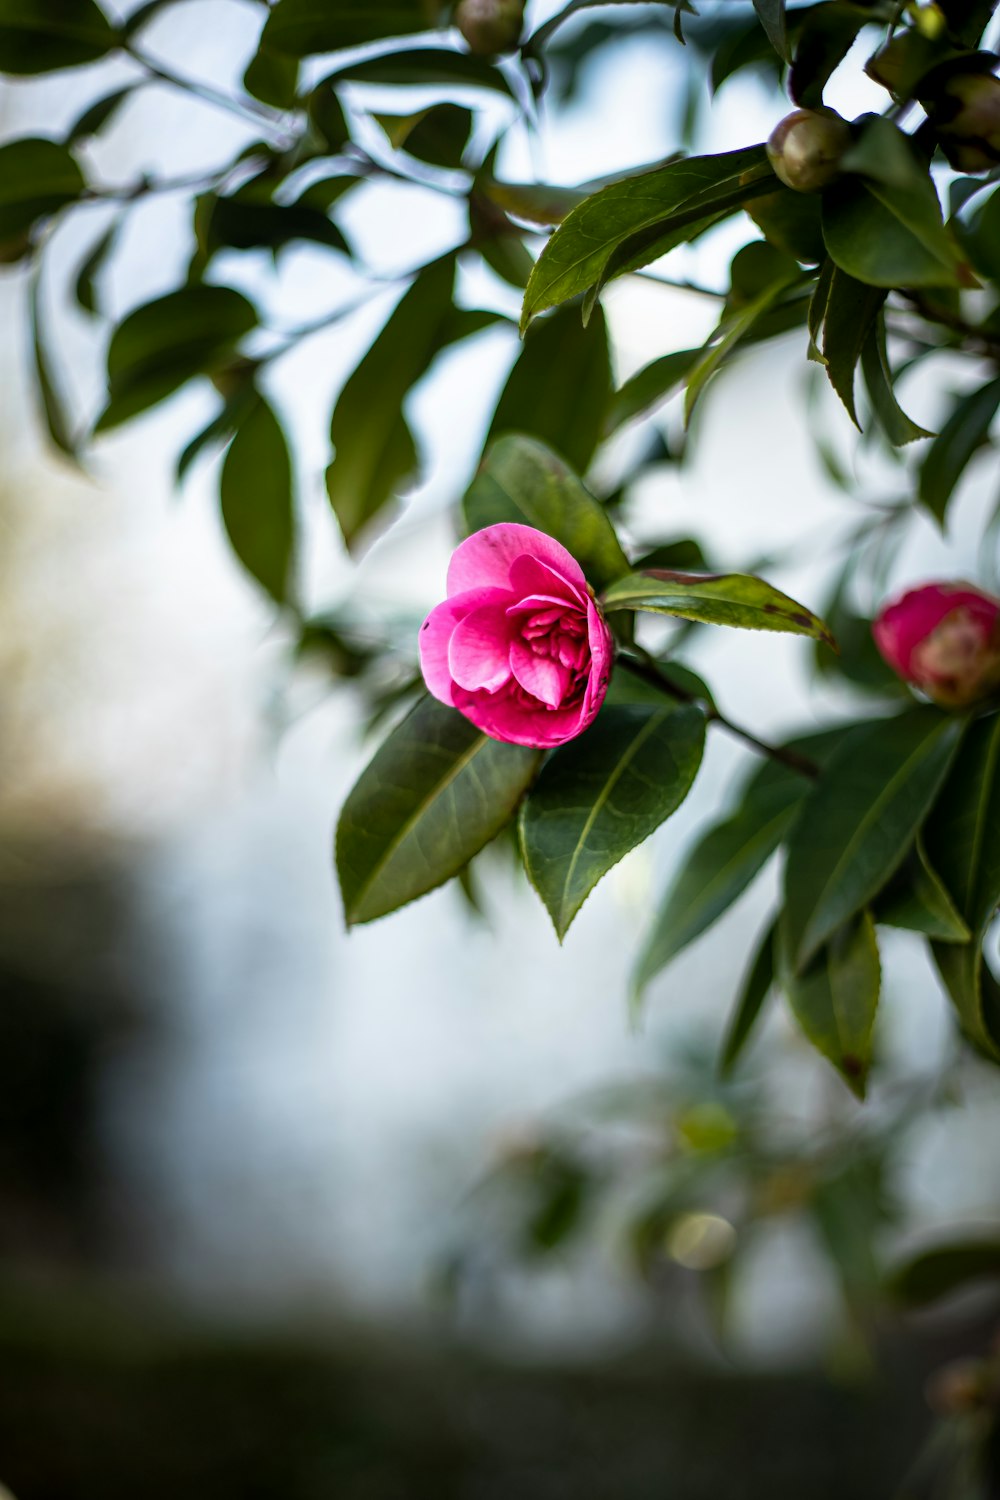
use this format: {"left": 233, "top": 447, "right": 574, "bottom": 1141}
{"left": 454, "top": 0, "right": 524, "bottom": 55}
{"left": 933, "top": 70, "right": 1000, "bottom": 173}
{"left": 766, "top": 108, "right": 852, "bottom": 193}
{"left": 873, "top": 581, "right": 1000, "bottom": 708}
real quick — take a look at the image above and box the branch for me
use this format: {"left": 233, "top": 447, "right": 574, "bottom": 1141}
{"left": 618, "top": 652, "right": 820, "bottom": 779}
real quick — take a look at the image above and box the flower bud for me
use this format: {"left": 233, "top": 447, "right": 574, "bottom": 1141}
{"left": 872, "top": 581, "right": 1000, "bottom": 708}
{"left": 931, "top": 70, "right": 1000, "bottom": 173}
{"left": 766, "top": 109, "right": 852, "bottom": 193}
{"left": 454, "top": 0, "right": 524, "bottom": 55}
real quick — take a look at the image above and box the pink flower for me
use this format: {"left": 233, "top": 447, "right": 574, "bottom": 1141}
{"left": 419, "top": 523, "right": 614, "bottom": 748}
{"left": 873, "top": 581, "right": 1000, "bottom": 707}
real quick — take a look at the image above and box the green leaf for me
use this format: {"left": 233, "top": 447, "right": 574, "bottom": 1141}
{"left": 860, "top": 313, "right": 933, "bottom": 447}
{"left": 219, "top": 394, "right": 296, "bottom": 605}
{"left": 519, "top": 703, "right": 705, "bottom": 939}
{"left": 487, "top": 302, "right": 611, "bottom": 474}
{"left": 917, "top": 376, "right": 1000, "bottom": 526}
{"left": 789, "top": 1, "right": 867, "bottom": 108}
{"left": 875, "top": 836, "right": 972, "bottom": 943}
{"left": 924, "top": 712, "right": 1000, "bottom": 1058}
{"left": 601, "top": 570, "right": 836, "bottom": 647}
{"left": 176, "top": 390, "right": 257, "bottom": 485}
{"left": 481, "top": 178, "right": 589, "bottom": 226}
{"left": 65, "top": 85, "right": 134, "bottom": 144}
{"left": 194, "top": 188, "right": 349, "bottom": 266}
{"left": 95, "top": 285, "right": 258, "bottom": 432}
{"left": 73, "top": 220, "right": 118, "bottom": 316}
{"left": 462, "top": 434, "right": 630, "bottom": 592}
{"left": 745, "top": 185, "right": 825, "bottom": 264}
{"left": 819, "top": 266, "right": 886, "bottom": 427}
{"left": 327, "top": 46, "right": 515, "bottom": 96}
{"left": 605, "top": 348, "right": 700, "bottom": 434}
{"left": 780, "top": 910, "right": 881, "bottom": 1098}
{"left": 0, "top": 0, "right": 118, "bottom": 74}
{"left": 719, "top": 916, "right": 777, "bottom": 1075}
{"left": 781, "top": 707, "right": 965, "bottom": 974}
{"left": 244, "top": 43, "right": 299, "bottom": 109}
{"left": 837, "top": 118, "right": 967, "bottom": 281}
{"left": 326, "top": 258, "right": 459, "bottom": 548}
{"left": 0, "top": 137, "right": 85, "bottom": 259}
{"left": 307, "top": 81, "right": 350, "bottom": 149}
{"left": 521, "top": 145, "right": 774, "bottom": 330}
{"left": 960, "top": 181, "right": 1000, "bottom": 284}
{"left": 683, "top": 274, "right": 799, "bottom": 425}
{"left": 262, "top": 0, "right": 430, "bottom": 56}
{"left": 376, "top": 104, "right": 473, "bottom": 169}
{"left": 632, "top": 743, "right": 823, "bottom": 1004}
{"left": 752, "top": 0, "right": 788, "bottom": 60}
{"left": 822, "top": 162, "right": 965, "bottom": 291}
{"left": 336, "top": 694, "right": 542, "bottom": 925}
{"left": 29, "top": 262, "right": 77, "bottom": 460}
{"left": 888, "top": 1237, "right": 1000, "bottom": 1307}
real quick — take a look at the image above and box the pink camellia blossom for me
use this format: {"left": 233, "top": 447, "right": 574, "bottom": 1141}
{"left": 419, "top": 522, "right": 614, "bottom": 748}
{"left": 873, "top": 580, "right": 1000, "bottom": 708}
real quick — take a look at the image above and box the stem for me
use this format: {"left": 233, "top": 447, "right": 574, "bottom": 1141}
{"left": 632, "top": 269, "right": 726, "bottom": 298}
{"left": 618, "top": 652, "right": 820, "bottom": 779}
{"left": 899, "top": 291, "right": 1000, "bottom": 362}
{"left": 124, "top": 41, "right": 295, "bottom": 144}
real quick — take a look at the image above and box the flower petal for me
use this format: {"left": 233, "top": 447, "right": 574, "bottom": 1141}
{"left": 418, "top": 586, "right": 511, "bottom": 704}
{"left": 446, "top": 523, "right": 587, "bottom": 598}
{"left": 453, "top": 687, "right": 589, "bottom": 748}
{"left": 509, "top": 639, "right": 570, "bottom": 708}
{"left": 448, "top": 603, "right": 514, "bottom": 692}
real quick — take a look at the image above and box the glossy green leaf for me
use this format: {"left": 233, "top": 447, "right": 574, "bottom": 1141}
{"left": 194, "top": 188, "right": 349, "bottom": 266}
{"left": 875, "top": 836, "right": 971, "bottom": 943}
{"left": 632, "top": 743, "right": 825, "bottom": 1004}
{"left": 745, "top": 185, "right": 825, "bottom": 264}
{"left": 752, "top": 0, "right": 788, "bottom": 60}
{"left": 73, "top": 219, "right": 118, "bottom": 316}
{"left": 463, "top": 435, "right": 629, "bottom": 592}
{"left": 262, "top": 0, "right": 429, "bottom": 56}
{"left": 917, "top": 376, "right": 1000, "bottom": 526}
{"left": 328, "top": 46, "right": 515, "bottom": 96}
{"left": 488, "top": 302, "right": 611, "bottom": 474}
{"left": 0, "top": 137, "right": 85, "bottom": 258}
{"left": 781, "top": 910, "right": 881, "bottom": 1098}
{"left": 307, "top": 81, "right": 350, "bottom": 149}
{"left": 520, "top": 703, "right": 705, "bottom": 939}
{"left": 782, "top": 708, "right": 965, "bottom": 974}
{"left": 838, "top": 118, "right": 967, "bottom": 281}
{"left": 481, "top": 178, "right": 588, "bottom": 227}
{"left": 376, "top": 104, "right": 473, "bottom": 169}
{"left": 924, "top": 712, "right": 1000, "bottom": 1059}
{"left": 65, "top": 85, "right": 134, "bottom": 144}
{"left": 888, "top": 1237, "right": 1000, "bottom": 1307}
{"left": 0, "top": 0, "right": 118, "bottom": 74}
{"left": 683, "top": 275, "right": 798, "bottom": 425}
{"left": 336, "top": 694, "right": 542, "bottom": 925}
{"left": 819, "top": 266, "right": 885, "bottom": 427}
{"left": 860, "top": 314, "right": 933, "bottom": 447}
{"left": 960, "top": 181, "right": 1000, "bottom": 284}
{"left": 30, "top": 263, "right": 77, "bottom": 461}
{"left": 605, "top": 348, "right": 700, "bottom": 434}
{"left": 601, "top": 570, "right": 835, "bottom": 646}
{"left": 244, "top": 44, "right": 299, "bottom": 109}
{"left": 789, "top": 1, "right": 867, "bottom": 108}
{"left": 521, "top": 145, "right": 773, "bottom": 330}
{"left": 326, "top": 258, "right": 458, "bottom": 548}
{"left": 719, "top": 916, "right": 777, "bottom": 1075}
{"left": 219, "top": 394, "right": 296, "bottom": 605}
{"left": 95, "top": 285, "right": 258, "bottom": 432}
{"left": 822, "top": 179, "right": 964, "bottom": 290}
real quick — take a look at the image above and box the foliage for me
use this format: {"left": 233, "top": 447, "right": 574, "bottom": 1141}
{"left": 7, "top": 3, "right": 1000, "bottom": 1438}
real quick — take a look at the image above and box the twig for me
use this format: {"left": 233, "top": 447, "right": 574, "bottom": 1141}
{"left": 618, "top": 651, "right": 820, "bottom": 778}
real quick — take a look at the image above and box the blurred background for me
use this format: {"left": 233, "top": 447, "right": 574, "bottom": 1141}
{"left": 3, "top": 1, "right": 1000, "bottom": 1495}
